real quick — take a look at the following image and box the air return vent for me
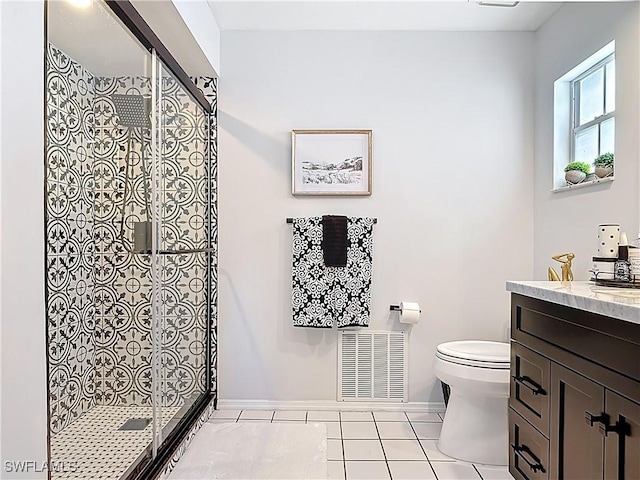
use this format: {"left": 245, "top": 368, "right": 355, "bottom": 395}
{"left": 338, "top": 331, "right": 407, "bottom": 402}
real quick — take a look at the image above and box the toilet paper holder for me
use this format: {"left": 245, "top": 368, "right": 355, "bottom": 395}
{"left": 390, "top": 304, "right": 422, "bottom": 313}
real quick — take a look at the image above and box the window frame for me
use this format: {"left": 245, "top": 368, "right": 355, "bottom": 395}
{"left": 570, "top": 53, "right": 615, "bottom": 166}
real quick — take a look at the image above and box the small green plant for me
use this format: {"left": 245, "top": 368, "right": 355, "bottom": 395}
{"left": 594, "top": 152, "right": 614, "bottom": 168}
{"left": 564, "top": 161, "right": 591, "bottom": 174}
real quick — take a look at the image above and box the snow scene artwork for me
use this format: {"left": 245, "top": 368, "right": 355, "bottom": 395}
{"left": 292, "top": 130, "right": 372, "bottom": 196}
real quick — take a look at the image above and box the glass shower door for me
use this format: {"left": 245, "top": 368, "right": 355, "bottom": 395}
{"left": 46, "top": 1, "right": 211, "bottom": 476}
{"left": 46, "top": 0, "right": 161, "bottom": 476}
{"left": 150, "top": 54, "right": 210, "bottom": 454}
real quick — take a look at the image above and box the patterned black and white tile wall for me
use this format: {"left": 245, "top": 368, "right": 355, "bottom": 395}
{"left": 46, "top": 44, "right": 217, "bottom": 434}
{"left": 193, "top": 76, "right": 218, "bottom": 403}
{"left": 46, "top": 44, "right": 97, "bottom": 434}
{"left": 92, "top": 75, "right": 212, "bottom": 408}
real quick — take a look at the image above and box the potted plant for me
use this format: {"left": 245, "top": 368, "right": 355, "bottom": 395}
{"left": 593, "top": 152, "right": 614, "bottom": 178}
{"left": 564, "top": 161, "right": 591, "bottom": 184}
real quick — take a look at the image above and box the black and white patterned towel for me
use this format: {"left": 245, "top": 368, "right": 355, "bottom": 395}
{"left": 291, "top": 216, "right": 374, "bottom": 328}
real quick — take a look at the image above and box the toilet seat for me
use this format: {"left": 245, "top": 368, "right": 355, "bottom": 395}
{"left": 436, "top": 341, "right": 510, "bottom": 369}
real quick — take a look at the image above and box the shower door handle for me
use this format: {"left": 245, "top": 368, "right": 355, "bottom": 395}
{"left": 158, "top": 248, "right": 216, "bottom": 255}
{"left": 135, "top": 248, "right": 216, "bottom": 255}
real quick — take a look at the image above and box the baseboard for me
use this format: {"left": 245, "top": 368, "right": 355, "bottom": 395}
{"left": 216, "top": 399, "right": 446, "bottom": 413}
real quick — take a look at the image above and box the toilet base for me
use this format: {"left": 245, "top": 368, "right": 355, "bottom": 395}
{"left": 437, "top": 391, "right": 508, "bottom": 465}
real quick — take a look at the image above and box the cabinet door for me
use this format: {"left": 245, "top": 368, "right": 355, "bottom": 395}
{"left": 550, "top": 363, "right": 605, "bottom": 480}
{"left": 605, "top": 391, "right": 640, "bottom": 480}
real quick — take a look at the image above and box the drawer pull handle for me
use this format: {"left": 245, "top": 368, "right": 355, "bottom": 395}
{"left": 513, "top": 375, "right": 546, "bottom": 396}
{"left": 599, "top": 419, "right": 631, "bottom": 438}
{"left": 511, "top": 443, "right": 546, "bottom": 473}
{"left": 585, "top": 411, "right": 610, "bottom": 430}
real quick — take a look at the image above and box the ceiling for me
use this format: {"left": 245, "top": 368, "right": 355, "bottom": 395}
{"left": 206, "top": 1, "right": 565, "bottom": 32}
{"left": 47, "top": 0, "right": 628, "bottom": 79}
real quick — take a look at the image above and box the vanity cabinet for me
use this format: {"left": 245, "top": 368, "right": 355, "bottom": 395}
{"left": 509, "top": 293, "right": 640, "bottom": 480}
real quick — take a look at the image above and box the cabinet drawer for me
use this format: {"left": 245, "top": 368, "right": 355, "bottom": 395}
{"left": 510, "top": 342, "right": 550, "bottom": 437}
{"left": 511, "top": 294, "right": 640, "bottom": 381}
{"left": 509, "top": 408, "right": 549, "bottom": 480}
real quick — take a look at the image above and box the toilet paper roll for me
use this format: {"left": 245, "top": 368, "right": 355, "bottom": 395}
{"left": 399, "top": 302, "right": 421, "bottom": 324}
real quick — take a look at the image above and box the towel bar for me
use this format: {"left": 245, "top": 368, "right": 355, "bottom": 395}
{"left": 286, "top": 217, "right": 377, "bottom": 224}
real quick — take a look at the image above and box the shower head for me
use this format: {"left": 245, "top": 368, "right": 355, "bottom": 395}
{"left": 113, "top": 93, "right": 153, "bottom": 250}
{"left": 111, "top": 94, "right": 151, "bottom": 128}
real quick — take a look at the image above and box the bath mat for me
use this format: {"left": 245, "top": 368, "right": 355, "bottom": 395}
{"left": 167, "top": 422, "right": 327, "bottom": 479}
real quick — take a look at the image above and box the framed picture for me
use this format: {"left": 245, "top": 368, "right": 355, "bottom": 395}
{"left": 292, "top": 129, "right": 372, "bottom": 196}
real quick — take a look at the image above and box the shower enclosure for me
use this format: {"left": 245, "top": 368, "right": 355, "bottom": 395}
{"left": 45, "top": 1, "right": 217, "bottom": 478}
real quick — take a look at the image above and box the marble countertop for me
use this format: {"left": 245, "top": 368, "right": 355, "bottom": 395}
{"left": 506, "top": 281, "right": 640, "bottom": 325}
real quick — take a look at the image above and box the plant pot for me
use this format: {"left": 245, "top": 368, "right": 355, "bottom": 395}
{"left": 595, "top": 166, "right": 613, "bottom": 178}
{"left": 565, "top": 170, "right": 586, "bottom": 184}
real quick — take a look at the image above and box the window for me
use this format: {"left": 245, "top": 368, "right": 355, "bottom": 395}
{"left": 553, "top": 41, "right": 615, "bottom": 191}
{"left": 571, "top": 54, "right": 615, "bottom": 165}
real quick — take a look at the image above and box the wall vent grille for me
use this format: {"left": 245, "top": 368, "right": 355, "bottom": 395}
{"left": 338, "top": 331, "right": 407, "bottom": 402}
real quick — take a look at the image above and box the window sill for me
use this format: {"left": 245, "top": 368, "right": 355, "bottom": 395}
{"left": 552, "top": 175, "right": 614, "bottom": 193}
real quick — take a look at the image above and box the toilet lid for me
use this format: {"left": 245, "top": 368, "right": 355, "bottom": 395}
{"left": 436, "top": 341, "right": 510, "bottom": 369}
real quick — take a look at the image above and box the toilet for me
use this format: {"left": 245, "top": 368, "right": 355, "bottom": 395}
{"left": 434, "top": 340, "right": 510, "bottom": 465}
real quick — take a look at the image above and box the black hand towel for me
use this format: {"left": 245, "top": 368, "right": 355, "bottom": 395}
{"left": 322, "top": 215, "right": 348, "bottom": 267}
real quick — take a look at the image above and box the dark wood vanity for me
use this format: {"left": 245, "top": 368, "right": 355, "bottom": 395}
{"left": 509, "top": 291, "right": 640, "bottom": 480}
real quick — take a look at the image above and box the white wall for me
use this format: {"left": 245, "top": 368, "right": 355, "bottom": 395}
{"left": 0, "top": 1, "right": 48, "bottom": 478}
{"left": 533, "top": 2, "right": 640, "bottom": 279}
{"left": 218, "top": 31, "right": 535, "bottom": 405}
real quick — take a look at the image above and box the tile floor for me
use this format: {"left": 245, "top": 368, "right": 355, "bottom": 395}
{"left": 51, "top": 405, "right": 181, "bottom": 480}
{"left": 208, "top": 409, "right": 515, "bottom": 480}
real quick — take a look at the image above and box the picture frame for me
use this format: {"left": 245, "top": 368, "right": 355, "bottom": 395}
{"left": 291, "top": 129, "right": 372, "bottom": 196}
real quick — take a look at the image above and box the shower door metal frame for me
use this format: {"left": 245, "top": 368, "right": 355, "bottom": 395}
{"left": 106, "top": 1, "right": 212, "bottom": 117}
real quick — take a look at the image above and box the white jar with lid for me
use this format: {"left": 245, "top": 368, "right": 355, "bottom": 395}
{"left": 592, "top": 256, "right": 616, "bottom": 280}
{"left": 598, "top": 224, "right": 620, "bottom": 258}
{"left": 629, "top": 248, "right": 640, "bottom": 278}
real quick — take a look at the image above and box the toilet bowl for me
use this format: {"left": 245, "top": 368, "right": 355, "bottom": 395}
{"left": 434, "top": 340, "right": 510, "bottom": 465}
